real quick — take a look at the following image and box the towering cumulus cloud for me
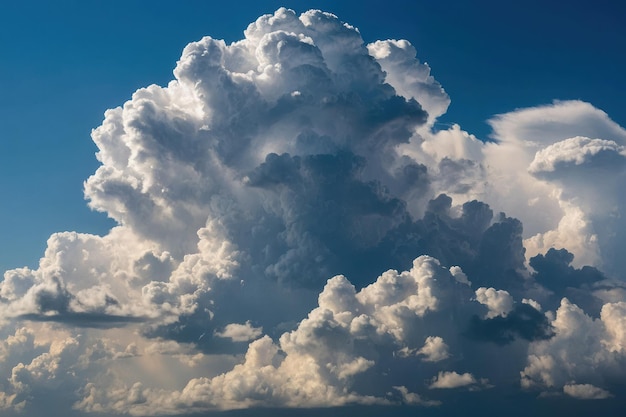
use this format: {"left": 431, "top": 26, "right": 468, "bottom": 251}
{"left": 1, "top": 8, "right": 625, "bottom": 416}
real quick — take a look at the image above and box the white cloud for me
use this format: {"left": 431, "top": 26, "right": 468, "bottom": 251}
{"left": 429, "top": 371, "right": 478, "bottom": 389}
{"left": 523, "top": 201, "right": 600, "bottom": 269}
{"left": 475, "top": 287, "right": 514, "bottom": 318}
{"left": 481, "top": 101, "right": 626, "bottom": 275}
{"left": 488, "top": 100, "right": 626, "bottom": 146}
{"left": 215, "top": 321, "right": 263, "bottom": 342}
{"left": 522, "top": 298, "right": 542, "bottom": 312}
{"left": 528, "top": 136, "right": 626, "bottom": 174}
{"left": 70, "top": 256, "right": 469, "bottom": 414}
{"left": 521, "top": 299, "right": 626, "bottom": 396}
{"left": 416, "top": 336, "right": 450, "bottom": 362}
{"left": 392, "top": 385, "right": 440, "bottom": 406}
{"left": 401, "top": 99, "right": 626, "bottom": 278}
{"left": 449, "top": 266, "right": 471, "bottom": 286}
{"left": 367, "top": 39, "right": 450, "bottom": 126}
{"left": 563, "top": 383, "right": 612, "bottom": 400}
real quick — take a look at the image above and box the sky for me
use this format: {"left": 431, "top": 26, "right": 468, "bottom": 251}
{"left": 0, "top": 1, "right": 625, "bottom": 416}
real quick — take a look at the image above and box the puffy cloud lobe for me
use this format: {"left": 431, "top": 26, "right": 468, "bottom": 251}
{"left": 523, "top": 203, "right": 600, "bottom": 273}
{"left": 215, "top": 322, "right": 263, "bottom": 342}
{"left": 449, "top": 266, "right": 471, "bottom": 286}
{"left": 367, "top": 39, "right": 450, "bottom": 125}
{"left": 475, "top": 287, "right": 514, "bottom": 319}
{"left": 522, "top": 298, "right": 542, "bottom": 311}
{"left": 0, "top": 229, "right": 172, "bottom": 326}
{"left": 416, "top": 336, "right": 450, "bottom": 362}
{"left": 525, "top": 135, "right": 626, "bottom": 278}
{"left": 0, "top": 324, "right": 144, "bottom": 414}
{"left": 528, "top": 136, "right": 626, "bottom": 175}
{"left": 520, "top": 299, "right": 626, "bottom": 397}
{"left": 429, "top": 371, "right": 478, "bottom": 389}
{"left": 563, "top": 383, "right": 612, "bottom": 400}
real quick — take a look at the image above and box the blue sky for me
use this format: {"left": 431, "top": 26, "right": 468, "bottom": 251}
{"left": 1, "top": 1, "right": 626, "bottom": 416}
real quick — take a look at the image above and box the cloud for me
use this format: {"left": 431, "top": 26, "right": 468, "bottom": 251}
{"left": 1, "top": 6, "right": 625, "bottom": 416}
{"left": 366, "top": 39, "right": 450, "bottom": 126}
{"left": 215, "top": 322, "right": 263, "bottom": 342}
{"left": 520, "top": 299, "right": 626, "bottom": 397}
{"left": 72, "top": 259, "right": 462, "bottom": 413}
{"left": 474, "top": 101, "right": 626, "bottom": 277}
{"left": 392, "top": 385, "right": 440, "bottom": 406}
{"left": 528, "top": 248, "right": 607, "bottom": 314}
{"left": 416, "top": 336, "right": 450, "bottom": 362}
{"left": 429, "top": 371, "right": 479, "bottom": 389}
{"left": 449, "top": 266, "right": 471, "bottom": 286}
{"left": 488, "top": 100, "right": 626, "bottom": 146}
{"left": 407, "top": 100, "right": 626, "bottom": 275}
{"left": 466, "top": 303, "right": 554, "bottom": 346}
{"left": 528, "top": 136, "right": 626, "bottom": 175}
{"left": 563, "top": 384, "right": 613, "bottom": 400}
{"left": 474, "top": 287, "right": 514, "bottom": 318}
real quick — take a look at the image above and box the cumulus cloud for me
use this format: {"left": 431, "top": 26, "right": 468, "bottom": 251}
{"left": 215, "top": 321, "right": 263, "bottom": 342}
{"left": 71, "top": 259, "right": 463, "bottom": 413}
{"left": 409, "top": 99, "right": 626, "bottom": 276}
{"left": 367, "top": 39, "right": 450, "bottom": 126}
{"left": 563, "top": 383, "right": 613, "bottom": 400}
{"left": 449, "top": 266, "right": 471, "bottom": 286}
{"left": 429, "top": 371, "right": 479, "bottom": 389}
{"left": 520, "top": 299, "right": 626, "bottom": 398}
{"left": 392, "top": 385, "right": 440, "bottom": 406}
{"left": 475, "top": 287, "right": 514, "bottom": 318}
{"left": 466, "top": 303, "right": 554, "bottom": 346}
{"left": 1, "top": 6, "right": 625, "bottom": 417}
{"left": 416, "top": 336, "right": 450, "bottom": 362}
{"left": 475, "top": 101, "right": 626, "bottom": 277}
{"left": 528, "top": 136, "right": 626, "bottom": 175}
